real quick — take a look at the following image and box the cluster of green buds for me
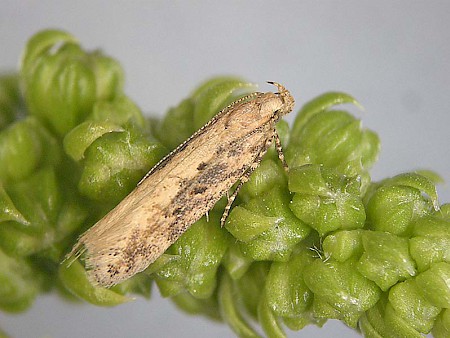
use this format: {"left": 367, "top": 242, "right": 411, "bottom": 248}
{"left": 0, "top": 29, "right": 166, "bottom": 312}
{"left": 0, "top": 29, "right": 449, "bottom": 338}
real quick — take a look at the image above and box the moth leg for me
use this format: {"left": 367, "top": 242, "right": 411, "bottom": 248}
{"left": 220, "top": 135, "right": 274, "bottom": 226}
{"left": 220, "top": 171, "right": 251, "bottom": 227}
{"left": 273, "top": 128, "right": 289, "bottom": 172}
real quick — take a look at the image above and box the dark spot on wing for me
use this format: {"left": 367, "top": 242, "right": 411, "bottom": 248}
{"left": 197, "top": 162, "right": 207, "bottom": 171}
{"left": 172, "top": 207, "right": 183, "bottom": 216}
{"left": 192, "top": 185, "right": 208, "bottom": 195}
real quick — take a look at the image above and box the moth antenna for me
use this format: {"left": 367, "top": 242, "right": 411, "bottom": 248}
{"left": 267, "top": 81, "right": 285, "bottom": 93}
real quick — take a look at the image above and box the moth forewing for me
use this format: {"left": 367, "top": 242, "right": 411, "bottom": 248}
{"left": 69, "top": 82, "right": 295, "bottom": 287}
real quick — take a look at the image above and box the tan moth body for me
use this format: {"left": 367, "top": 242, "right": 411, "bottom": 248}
{"left": 70, "top": 82, "right": 295, "bottom": 287}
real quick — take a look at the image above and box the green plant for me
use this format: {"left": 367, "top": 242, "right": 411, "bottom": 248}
{"left": 0, "top": 29, "right": 448, "bottom": 338}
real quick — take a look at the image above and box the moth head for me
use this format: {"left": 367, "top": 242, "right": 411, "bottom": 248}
{"left": 267, "top": 81, "right": 295, "bottom": 117}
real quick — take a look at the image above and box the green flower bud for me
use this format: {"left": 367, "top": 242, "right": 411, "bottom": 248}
{"left": 290, "top": 92, "right": 362, "bottom": 140}
{"left": 5, "top": 167, "right": 61, "bottom": 231}
{"left": 359, "top": 296, "right": 392, "bottom": 338}
{"left": 58, "top": 259, "right": 130, "bottom": 306}
{"left": 359, "top": 129, "right": 381, "bottom": 170}
{"left": 90, "top": 95, "right": 146, "bottom": 130}
{"left": 300, "top": 111, "right": 363, "bottom": 166}
{"left": 227, "top": 187, "right": 310, "bottom": 261}
{"left": 152, "top": 213, "right": 228, "bottom": 299}
{"left": 0, "top": 248, "right": 41, "bottom": 312}
{"left": 22, "top": 44, "right": 96, "bottom": 136}
{"left": 63, "top": 120, "right": 124, "bottom": 161}
{"left": 0, "top": 167, "right": 86, "bottom": 260}
{"left": 388, "top": 278, "right": 441, "bottom": 334}
{"left": 221, "top": 242, "right": 253, "bottom": 280}
{"left": 433, "top": 308, "right": 450, "bottom": 338}
{"left": 0, "top": 117, "right": 60, "bottom": 182}
{"left": 366, "top": 173, "right": 438, "bottom": 236}
{"left": 289, "top": 164, "right": 365, "bottom": 236}
{"left": 265, "top": 246, "right": 314, "bottom": 317}
{"left": 384, "top": 302, "right": 426, "bottom": 338}
{"left": 415, "top": 262, "right": 450, "bottom": 308}
{"left": 64, "top": 94, "right": 150, "bottom": 164}
{"left": 389, "top": 173, "right": 439, "bottom": 210}
{"left": 0, "top": 224, "right": 45, "bottom": 257}
{"left": 303, "top": 258, "right": 381, "bottom": 328}
{"left": 238, "top": 158, "right": 287, "bottom": 202}
{"left": 20, "top": 30, "right": 78, "bottom": 74}
{"left": 146, "top": 254, "right": 184, "bottom": 297}
{"left": 322, "top": 229, "right": 363, "bottom": 262}
{"left": 20, "top": 30, "right": 124, "bottom": 135}
{"left": 87, "top": 53, "right": 124, "bottom": 102}
{"left": 360, "top": 294, "right": 428, "bottom": 338}
{"left": 78, "top": 127, "right": 166, "bottom": 204}
{"left": 47, "top": 196, "right": 88, "bottom": 256}
{"left": 409, "top": 208, "right": 450, "bottom": 272}
{"left": 357, "top": 231, "right": 417, "bottom": 291}
{"left": 287, "top": 92, "right": 379, "bottom": 186}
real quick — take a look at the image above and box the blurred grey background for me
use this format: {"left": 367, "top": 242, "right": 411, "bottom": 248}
{"left": 1, "top": 1, "right": 449, "bottom": 337}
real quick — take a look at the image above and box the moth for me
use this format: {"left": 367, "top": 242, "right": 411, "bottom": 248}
{"left": 69, "top": 82, "right": 295, "bottom": 287}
